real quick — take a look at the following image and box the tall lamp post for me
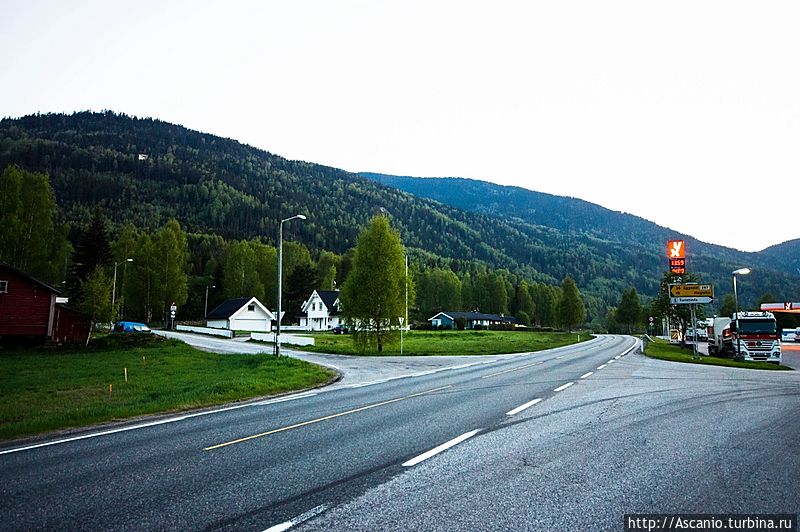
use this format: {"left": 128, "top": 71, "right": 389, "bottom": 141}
{"left": 276, "top": 214, "right": 307, "bottom": 356}
{"left": 732, "top": 267, "right": 751, "bottom": 358}
{"left": 204, "top": 284, "right": 216, "bottom": 318}
{"left": 112, "top": 258, "right": 133, "bottom": 322}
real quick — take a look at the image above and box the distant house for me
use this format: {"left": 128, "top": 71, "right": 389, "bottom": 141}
{"left": 299, "top": 290, "right": 344, "bottom": 331}
{"left": 428, "top": 311, "right": 523, "bottom": 330}
{"left": 0, "top": 262, "right": 91, "bottom": 345}
{"left": 205, "top": 297, "right": 275, "bottom": 332}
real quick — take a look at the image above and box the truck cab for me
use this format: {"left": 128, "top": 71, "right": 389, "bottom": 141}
{"left": 729, "top": 311, "right": 781, "bottom": 363}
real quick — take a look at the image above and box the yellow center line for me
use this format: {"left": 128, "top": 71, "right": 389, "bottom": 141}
{"left": 481, "top": 361, "right": 544, "bottom": 379}
{"left": 203, "top": 385, "right": 453, "bottom": 451}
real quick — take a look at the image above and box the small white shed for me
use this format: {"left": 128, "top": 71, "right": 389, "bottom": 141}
{"left": 205, "top": 297, "right": 275, "bottom": 332}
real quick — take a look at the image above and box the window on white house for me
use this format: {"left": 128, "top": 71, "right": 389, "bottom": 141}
{"left": 0, "top": 280, "right": 7, "bottom": 293}
{"left": 248, "top": 304, "right": 255, "bottom": 312}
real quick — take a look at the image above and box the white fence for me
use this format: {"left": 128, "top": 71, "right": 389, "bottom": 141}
{"left": 251, "top": 332, "right": 315, "bottom": 347}
{"left": 176, "top": 324, "right": 234, "bottom": 338}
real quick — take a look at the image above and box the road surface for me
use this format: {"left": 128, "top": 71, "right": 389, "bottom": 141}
{"left": 2, "top": 335, "right": 798, "bottom": 531}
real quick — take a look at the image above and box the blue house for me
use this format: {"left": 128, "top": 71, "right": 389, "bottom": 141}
{"left": 428, "top": 311, "right": 522, "bottom": 330}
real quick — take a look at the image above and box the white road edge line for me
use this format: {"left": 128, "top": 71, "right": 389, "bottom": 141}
{"left": 263, "top": 504, "right": 328, "bottom": 532}
{"left": 0, "top": 391, "right": 319, "bottom": 456}
{"left": 554, "top": 382, "right": 574, "bottom": 392}
{"left": 580, "top": 372, "right": 593, "bottom": 379}
{"left": 597, "top": 364, "right": 607, "bottom": 370}
{"left": 506, "top": 398, "right": 543, "bottom": 416}
{"left": 402, "top": 430, "right": 480, "bottom": 467}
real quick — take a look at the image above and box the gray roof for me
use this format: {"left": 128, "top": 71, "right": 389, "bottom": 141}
{"left": 307, "top": 290, "right": 341, "bottom": 315}
{"left": 429, "top": 311, "right": 520, "bottom": 323}
{"left": 205, "top": 297, "right": 253, "bottom": 320}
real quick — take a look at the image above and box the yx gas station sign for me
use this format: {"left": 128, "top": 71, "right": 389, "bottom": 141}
{"left": 667, "top": 240, "right": 685, "bottom": 274}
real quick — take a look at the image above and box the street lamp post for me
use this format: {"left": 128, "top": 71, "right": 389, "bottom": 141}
{"left": 732, "top": 267, "right": 751, "bottom": 359}
{"left": 276, "top": 214, "right": 307, "bottom": 356}
{"left": 112, "top": 258, "right": 133, "bottom": 322}
{"left": 204, "top": 284, "right": 216, "bottom": 318}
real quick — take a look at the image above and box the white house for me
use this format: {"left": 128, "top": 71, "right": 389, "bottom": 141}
{"left": 299, "top": 290, "right": 344, "bottom": 331}
{"left": 205, "top": 297, "right": 275, "bottom": 332}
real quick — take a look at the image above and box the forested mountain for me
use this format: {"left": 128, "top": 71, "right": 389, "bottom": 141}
{"left": 363, "top": 173, "right": 800, "bottom": 306}
{"left": 1, "top": 111, "right": 798, "bottom": 323}
{"left": 758, "top": 239, "right": 800, "bottom": 276}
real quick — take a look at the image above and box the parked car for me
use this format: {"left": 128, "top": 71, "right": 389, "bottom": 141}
{"left": 113, "top": 321, "right": 152, "bottom": 333}
{"left": 332, "top": 325, "right": 350, "bottom": 334}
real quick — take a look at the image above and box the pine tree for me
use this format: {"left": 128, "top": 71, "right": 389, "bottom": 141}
{"left": 69, "top": 208, "right": 113, "bottom": 300}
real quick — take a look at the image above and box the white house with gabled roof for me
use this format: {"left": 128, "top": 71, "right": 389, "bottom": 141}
{"left": 299, "top": 289, "right": 344, "bottom": 331}
{"left": 205, "top": 296, "right": 275, "bottom": 332}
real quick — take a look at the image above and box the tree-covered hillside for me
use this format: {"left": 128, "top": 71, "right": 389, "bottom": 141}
{"left": 363, "top": 173, "right": 800, "bottom": 309}
{"left": 1, "top": 111, "right": 797, "bottom": 319}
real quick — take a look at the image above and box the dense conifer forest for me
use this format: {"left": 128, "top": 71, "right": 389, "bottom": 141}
{"left": 1, "top": 111, "right": 798, "bottom": 327}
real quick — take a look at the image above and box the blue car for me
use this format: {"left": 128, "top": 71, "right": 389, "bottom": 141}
{"left": 113, "top": 321, "right": 152, "bottom": 333}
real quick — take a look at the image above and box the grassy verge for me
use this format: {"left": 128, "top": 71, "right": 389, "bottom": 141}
{"left": 0, "top": 334, "right": 337, "bottom": 441}
{"left": 292, "top": 329, "right": 589, "bottom": 356}
{"left": 643, "top": 338, "right": 791, "bottom": 371}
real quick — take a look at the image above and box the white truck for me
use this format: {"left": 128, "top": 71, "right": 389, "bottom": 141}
{"left": 707, "top": 317, "right": 732, "bottom": 356}
{"left": 707, "top": 312, "right": 780, "bottom": 363}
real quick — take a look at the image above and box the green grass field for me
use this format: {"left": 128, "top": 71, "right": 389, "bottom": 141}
{"left": 643, "top": 338, "right": 792, "bottom": 371}
{"left": 296, "top": 329, "right": 589, "bottom": 356}
{"left": 0, "top": 334, "right": 336, "bottom": 441}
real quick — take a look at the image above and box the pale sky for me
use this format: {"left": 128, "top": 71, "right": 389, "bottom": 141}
{"left": 2, "top": 1, "right": 798, "bottom": 252}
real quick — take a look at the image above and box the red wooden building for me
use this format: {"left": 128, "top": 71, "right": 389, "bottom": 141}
{"left": 0, "top": 262, "right": 91, "bottom": 345}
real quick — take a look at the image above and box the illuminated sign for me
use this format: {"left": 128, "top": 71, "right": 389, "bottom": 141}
{"left": 667, "top": 240, "right": 685, "bottom": 259}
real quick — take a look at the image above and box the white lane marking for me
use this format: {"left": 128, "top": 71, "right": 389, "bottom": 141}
{"left": 556, "top": 356, "right": 565, "bottom": 359}
{"left": 580, "top": 372, "right": 593, "bottom": 379}
{"left": 253, "top": 392, "right": 318, "bottom": 406}
{"left": 615, "top": 355, "right": 622, "bottom": 359}
{"left": 506, "top": 398, "right": 543, "bottom": 416}
{"left": 263, "top": 504, "right": 328, "bottom": 532}
{"left": 402, "top": 430, "right": 480, "bottom": 467}
{"left": 349, "top": 359, "right": 500, "bottom": 388}
{"left": 347, "top": 380, "right": 388, "bottom": 388}
{"left": 0, "top": 391, "right": 319, "bottom": 456}
{"left": 554, "top": 382, "right": 574, "bottom": 392}
{"left": 597, "top": 364, "right": 607, "bottom": 370}
{"left": 481, "top": 361, "right": 543, "bottom": 379}
{"left": 607, "top": 359, "right": 616, "bottom": 364}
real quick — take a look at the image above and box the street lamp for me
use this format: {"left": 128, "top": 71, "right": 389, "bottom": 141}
{"left": 732, "top": 267, "right": 751, "bottom": 358}
{"left": 276, "top": 214, "right": 307, "bottom": 356}
{"left": 112, "top": 258, "right": 133, "bottom": 322}
{"left": 204, "top": 284, "right": 216, "bottom": 319}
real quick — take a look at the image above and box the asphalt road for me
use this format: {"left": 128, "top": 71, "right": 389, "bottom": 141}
{"left": 2, "top": 335, "right": 798, "bottom": 531}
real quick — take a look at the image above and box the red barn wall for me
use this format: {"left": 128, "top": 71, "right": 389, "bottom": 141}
{"left": 52, "top": 305, "right": 91, "bottom": 345}
{"left": 0, "top": 268, "right": 55, "bottom": 337}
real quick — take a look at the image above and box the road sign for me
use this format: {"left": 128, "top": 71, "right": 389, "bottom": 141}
{"left": 671, "top": 296, "right": 713, "bottom": 305}
{"left": 669, "top": 284, "right": 713, "bottom": 298}
{"left": 669, "top": 283, "right": 713, "bottom": 305}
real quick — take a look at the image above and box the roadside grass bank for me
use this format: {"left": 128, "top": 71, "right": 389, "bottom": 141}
{"left": 0, "top": 334, "right": 337, "bottom": 441}
{"left": 294, "top": 330, "right": 590, "bottom": 356}
{"left": 643, "top": 337, "right": 791, "bottom": 371}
